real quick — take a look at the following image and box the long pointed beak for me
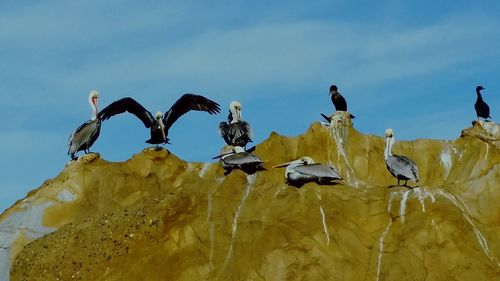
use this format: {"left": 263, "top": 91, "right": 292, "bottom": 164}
{"left": 328, "top": 91, "right": 333, "bottom": 96}
{"left": 212, "top": 151, "right": 234, "bottom": 160}
{"left": 236, "top": 109, "right": 242, "bottom": 121}
{"left": 273, "top": 159, "right": 302, "bottom": 168}
{"left": 158, "top": 118, "right": 167, "bottom": 142}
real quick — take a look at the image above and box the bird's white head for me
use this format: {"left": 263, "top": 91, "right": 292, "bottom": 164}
{"left": 385, "top": 128, "right": 394, "bottom": 138}
{"left": 155, "top": 111, "right": 163, "bottom": 120}
{"left": 229, "top": 101, "right": 242, "bottom": 123}
{"left": 88, "top": 90, "right": 100, "bottom": 120}
{"left": 230, "top": 101, "right": 242, "bottom": 111}
{"left": 384, "top": 128, "right": 395, "bottom": 159}
{"left": 300, "top": 156, "right": 316, "bottom": 165}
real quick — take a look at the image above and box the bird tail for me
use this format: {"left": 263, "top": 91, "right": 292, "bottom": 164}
{"left": 320, "top": 113, "right": 331, "bottom": 122}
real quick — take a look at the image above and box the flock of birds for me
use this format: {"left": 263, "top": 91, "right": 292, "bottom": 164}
{"left": 68, "top": 85, "right": 493, "bottom": 188}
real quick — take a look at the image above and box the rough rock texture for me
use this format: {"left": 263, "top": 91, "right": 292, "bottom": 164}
{"left": 2, "top": 119, "right": 500, "bottom": 281}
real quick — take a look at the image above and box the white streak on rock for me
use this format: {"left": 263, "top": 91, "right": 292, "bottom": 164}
{"left": 400, "top": 190, "right": 411, "bottom": 223}
{"left": 439, "top": 191, "right": 500, "bottom": 267}
{"left": 220, "top": 175, "right": 255, "bottom": 275}
{"left": 199, "top": 163, "right": 211, "bottom": 178}
{"left": 376, "top": 192, "right": 397, "bottom": 281}
{"left": 319, "top": 206, "right": 330, "bottom": 245}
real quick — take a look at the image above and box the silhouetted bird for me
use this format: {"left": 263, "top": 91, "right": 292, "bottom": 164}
{"left": 329, "top": 84, "right": 355, "bottom": 119}
{"left": 474, "top": 86, "right": 491, "bottom": 121}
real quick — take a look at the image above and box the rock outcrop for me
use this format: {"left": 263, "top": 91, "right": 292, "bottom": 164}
{"left": 1, "top": 120, "right": 499, "bottom": 281}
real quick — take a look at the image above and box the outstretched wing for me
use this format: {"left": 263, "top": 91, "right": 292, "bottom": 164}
{"left": 97, "top": 97, "right": 155, "bottom": 128}
{"left": 163, "top": 94, "right": 221, "bottom": 130}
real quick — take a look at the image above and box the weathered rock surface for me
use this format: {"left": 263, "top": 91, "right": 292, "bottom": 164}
{"left": 2, "top": 120, "right": 500, "bottom": 281}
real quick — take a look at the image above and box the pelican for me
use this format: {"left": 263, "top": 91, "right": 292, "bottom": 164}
{"left": 273, "top": 156, "right": 342, "bottom": 187}
{"left": 98, "top": 94, "right": 220, "bottom": 147}
{"left": 219, "top": 101, "right": 252, "bottom": 147}
{"left": 68, "top": 90, "right": 102, "bottom": 160}
{"left": 384, "top": 128, "right": 419, "bottom": 187}
{"left": 474, "top": 86, "right": 491, "bottom": 121}
{"left": 212, "top": 146, "right": 263, "bottom": 174}
{"left": 324, "top": 84, "right": 355, "bottom": 120}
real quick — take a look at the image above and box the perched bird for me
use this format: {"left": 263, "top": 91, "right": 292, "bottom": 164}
{"left": 68, "top": 90, "right": 102, "bottom": 160}
{"left": 273, "top": 156, "right": 342, "bottom": 187}
{"left": 327, "top": 84, "right": 355, "bottom": 119}
{"left": 384, "top": 128, "right": 419, "bottom": 187}
{"left": 213, "top": 146, "right": 263, "bottom": 175}
{"left": 474, "top": 86, "right": 491, "bottom": 121}
{"left": 98, "top": 94, "right": 220, "bottom": 147}
{"left": 219, "top": 101, "right": 252, "bottom": 147}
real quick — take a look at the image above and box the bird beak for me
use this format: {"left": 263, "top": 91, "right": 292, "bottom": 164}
{"left": 236, "top": 108, "right": 242, "bottom": 121}
{"left": 273, "top": 159, "right": 302, "bottom": 168}
{"left": 212, "top": 151, "right": 234, "bottom": 160}
{"left": 158, "top": 118, "right": 167, "bottom": 142}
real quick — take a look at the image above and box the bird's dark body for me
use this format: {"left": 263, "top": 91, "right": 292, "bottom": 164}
{"left": 146, "top": 125, "right": 170, "bottom": 145}
{"left": 474, "top": 86, "right": 491, "bottom": 120}
{"left": 219, "top": 121, "right": 252, "bottom": 147}
{"left": 331, "top": 93, "right": 348, "bottom": 111}
{"left": 475, "top": 96, "right": 490, "bottom": 121}
{"left": 68, "top": 119, "right": 101, "bottom": 160}
{"left": 328, "top": 85, "right": 355, "bottom": 119}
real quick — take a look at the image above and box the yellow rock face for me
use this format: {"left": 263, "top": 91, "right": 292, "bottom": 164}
{"left": 5, "top": 120, "right": 500, "bottom": 281}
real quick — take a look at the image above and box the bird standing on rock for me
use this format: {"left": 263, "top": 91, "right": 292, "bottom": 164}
{"left": 273, "top": 156, "right": 342, "bottom": 187}
{"left": 68, "top": 90, "right": 103, "bottom": 160}
{"left": 474, "top": 86, "right": 491, "bottom": 121}
{"left": 219, "top": 101, "right": 253, "bottom": 148}
{"left": 213, "top": 146, "right": 263, "bottom": 175}
{"left": 384, "top": 128, "right": 419, "bottom": 187}
{"left": 321, "top": 84, "right": 356, "bottom": 122}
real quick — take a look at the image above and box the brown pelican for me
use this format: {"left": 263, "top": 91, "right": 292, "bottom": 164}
{"left": 384, "top": 128, "right": 419, "bottom": 187}
{"left": 326, "top": 84, "right": 355, "bottom": 119}
{"left": 474, "top": 86, "right": 491, "bottom": 121}
{"left": 212, "top": 146, "right": 263, "bottom": 175}
{"left": 219, "top": 101, "right": 252, "bottom": 147}
{"left": 273, "top": 156, "right": 342, "bottom": 187}
{"left": 98, "top": 94, "right": 221, "bottom": 147}
{"left": 68, "top": 90, "right": 102, "bottom": 160}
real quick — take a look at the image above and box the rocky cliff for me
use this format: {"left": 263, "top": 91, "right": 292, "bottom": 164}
{"left": 1, "top": 119, "right": 499, "bottom": 281}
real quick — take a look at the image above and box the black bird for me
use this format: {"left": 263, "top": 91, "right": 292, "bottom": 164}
{"left": 97, "top": 93, "right": 221, "bottom": 146}
{"left": 321, "top": 85, "right": 355, "bottom": 122}
{"left": 474, "top": 86, "right": 491, "bottom": 121}
{"left": 219, "top": 101, "right": 252, "bottom": 147}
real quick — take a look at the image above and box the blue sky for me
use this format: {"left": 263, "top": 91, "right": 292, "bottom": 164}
{"left": 0, "top": 1, "right": 499, "bottom": 212}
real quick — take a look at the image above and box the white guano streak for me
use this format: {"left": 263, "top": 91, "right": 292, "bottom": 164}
{"left": 319, "top": 206, "right": 330, "bottom": 245}
{"left": 438, "top": 191, "right": 500, "bottom": 267}
{"left": 376, "top": 192, "right": 397, "bottom": 281}
{"left": 399, "top": 190, "right": 411, "bottom": 223}
{"left": 220, "top": 174, "right": 255, "bottom": 274}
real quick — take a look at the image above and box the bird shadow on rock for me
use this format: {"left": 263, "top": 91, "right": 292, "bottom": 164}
{"left": 387, "top": 184, "right": 416, "bottom": 189}
{"left": 287, "top": 180, "right": 342, "bottom": 189}
{"left": 224, "top": 165, "right": 266, "bottom": 176}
